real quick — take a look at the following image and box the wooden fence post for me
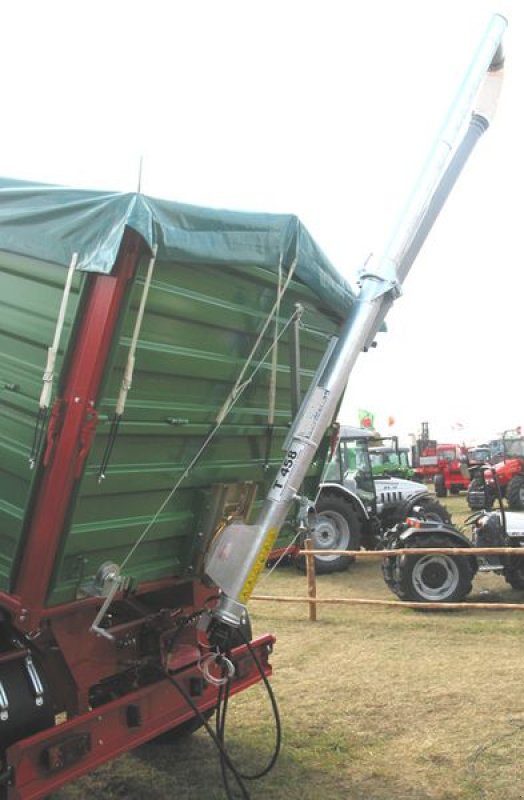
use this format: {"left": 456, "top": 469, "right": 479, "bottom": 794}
{"left": 305, "top": 538, "right": 317, "bottom": 622}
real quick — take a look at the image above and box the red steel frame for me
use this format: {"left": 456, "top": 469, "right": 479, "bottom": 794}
{"left": 6, "top": 634, "right": 274, "bottom": 800}
{"left": 11, "top": 229, "right": 143, "bottom": 632}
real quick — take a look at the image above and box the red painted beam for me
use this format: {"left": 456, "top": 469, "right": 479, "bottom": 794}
{"left": 6, "top": 634, "right": 275, "bottom": 800}
{"left": 13, "top": 230, "right": 145, "bottom": 630}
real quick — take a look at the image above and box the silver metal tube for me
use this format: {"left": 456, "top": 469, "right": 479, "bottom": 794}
{"left": 388, "top": 13, "right": 507, "bottom": 285}
{"left": 205, "top": 14, "right": 507, "bottom": 629}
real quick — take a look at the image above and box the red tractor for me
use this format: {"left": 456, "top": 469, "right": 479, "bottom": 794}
{"left": 467, "top": 431, "right": 524, "bottom": 510}
{"left": 433, "top": 444, "right": 470, "bottom": 497}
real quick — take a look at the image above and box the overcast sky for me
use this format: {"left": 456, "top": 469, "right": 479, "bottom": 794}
{"left": 1, "top": 0, "right": 521, "bottom": 446}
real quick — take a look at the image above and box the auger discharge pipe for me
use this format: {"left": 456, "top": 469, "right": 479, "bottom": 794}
{"left": 205, "top": 14, "right": 507, "bottom": 630}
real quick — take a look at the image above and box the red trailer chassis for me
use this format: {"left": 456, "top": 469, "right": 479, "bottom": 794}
{"left": 0, "top": 230, "right": 274, "bottom": 799}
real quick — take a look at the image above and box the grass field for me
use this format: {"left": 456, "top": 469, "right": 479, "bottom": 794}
{"left": 55, "top": 495, "right": 524, "bottom": 800}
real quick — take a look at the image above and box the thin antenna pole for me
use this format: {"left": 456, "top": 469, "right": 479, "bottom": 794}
{"left": 137, "top": 155, "right": 143, "bottom": 193}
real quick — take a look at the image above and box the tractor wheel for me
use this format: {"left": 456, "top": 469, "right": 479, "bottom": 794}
{"left": 504, "top": 563, "right": 524, "bottom": 591}
{"left": 384, "top": 534, "right": 473, "bottom": 604}
{"left": 434, "top": 474, "right": 447, "bottom": 498}
{"left": 415, "top": 498, "right": 452, "bottom": 525}
{"left": 506, "top": 475, "right": 524, "bottom": 510}
{"left": 466, "top": 478, "right": 493, "bottom": 511}
{"left": 296, "top": 493, "right": 361, "bottom": 574}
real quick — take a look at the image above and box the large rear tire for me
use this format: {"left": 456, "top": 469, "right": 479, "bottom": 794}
{"left": 383, "top": 534, "right": 474, "bottom": 604}
{"left": 414, "top": 498, "right": 451, "bottom": 525}
{"left": 506, "top": 475, "right": 524, "bottom": 511}
{"left": 434, "top": 474, "right": 447, "bottom": 498}
{"left": 466, "top": 478, "right": 493, "bottom": 510}
{"left": 296, "top": 493, "right": 361, "bottom": 574}
{"left": 504, "top": 562, "right": 524, "bottom": 590}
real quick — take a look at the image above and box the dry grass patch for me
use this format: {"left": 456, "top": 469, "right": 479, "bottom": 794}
{"left": 55, "top": 494, "right": 524, "bottom": 799}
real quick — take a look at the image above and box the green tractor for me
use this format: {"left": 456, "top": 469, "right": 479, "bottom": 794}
{"left": 368, "top": 436, "right": 415, "bottom": 480}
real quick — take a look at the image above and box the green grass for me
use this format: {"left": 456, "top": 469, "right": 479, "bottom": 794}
{"left": 55, "top": 494, "right": 524, "bottom": 799}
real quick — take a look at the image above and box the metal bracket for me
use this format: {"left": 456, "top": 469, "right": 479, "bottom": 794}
{"left": 358, "top": 254, "right": 402, "bottom": 301}
{"left": 85, "top": 563, "right": 128, "bottom": 641}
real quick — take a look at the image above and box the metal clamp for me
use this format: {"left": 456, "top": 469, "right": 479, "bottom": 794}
{"left": 358, "top": 255, "right": 402, "bottom": 301}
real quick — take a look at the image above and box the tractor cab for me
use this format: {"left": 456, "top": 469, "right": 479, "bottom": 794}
{"left": 324, "top": 425, "right": 378, "bottom": 512}
{"left": 323, "top": 426, "right": 444, "bottom": 524}
{"left": 369, "top": 436, "right": 414, "bottom": 480}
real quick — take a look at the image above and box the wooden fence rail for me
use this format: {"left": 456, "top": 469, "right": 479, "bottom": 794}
{"left": 297, "top": 547, "right": 524, "bottom": 558}
{"left": 250, "top": 540, "right": 524, "bottom": 620}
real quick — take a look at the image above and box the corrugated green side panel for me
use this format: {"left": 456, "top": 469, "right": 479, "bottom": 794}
{"left": 47, "top": 257, "right": 342, "bottom": 604}
{"left": 0, "top": 251, "right": 83, "bottom": 591}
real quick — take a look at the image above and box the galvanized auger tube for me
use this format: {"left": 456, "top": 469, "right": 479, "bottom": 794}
{"left": 204, "top": 13, "right": 507, "bottom": 633}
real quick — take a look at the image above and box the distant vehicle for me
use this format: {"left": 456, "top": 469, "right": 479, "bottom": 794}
{"left": 432, "top": 444, "right": 470, "bottom": 498}
{"left": 369, "top": 436, "right": 415, "bottom": 480}
{"left": 467, "top": 445, "right": 492, "bottom": 466}
{"left": 467, "top": 431, "right": 524, "bottom": 510}
{"left": 412, "top": 437, "right": 439, "bottom": 482}
{"left": 293, "top": 426, "right": 451, "bottom": 574}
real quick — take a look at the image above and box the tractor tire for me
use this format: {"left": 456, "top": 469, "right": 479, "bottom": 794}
{"left": 296, "top": 493, "right": 361, "bottom": 575}
{"left": 383, "top": 534, "right": 474, "bottom": 604}
{"left": 506, "top": 475, "right": 524, "bottom": 511}
{"left": 466, "top": 478, "right": 493, "bottom": 511}
{"left": 434, "top": 474, "right": 447, "bottom": 498}
{"left": 414, "top": 498, "right": 452, "bottom": 525}
{"left": 504, "top": 563, "right": 524, "bottom": 591}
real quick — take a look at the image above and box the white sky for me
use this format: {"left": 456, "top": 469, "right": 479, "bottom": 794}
{"left": 1, "top": 0, "right": 521, "bottom": 447}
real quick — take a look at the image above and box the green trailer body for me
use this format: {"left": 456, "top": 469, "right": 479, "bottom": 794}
{"left": 0, "top": 178, "right": 355, "bottom": 607}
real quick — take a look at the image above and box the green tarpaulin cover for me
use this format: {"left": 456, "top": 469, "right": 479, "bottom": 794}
{"left": 0, "top": 177, "right": 355, "bottom": 317}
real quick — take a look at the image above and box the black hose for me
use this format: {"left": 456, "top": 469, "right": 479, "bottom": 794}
{"left": 158, "top": 627, "right": 282, "bottom": 799}
{"left": 233, "top": 628, "right": 282, "bottom": 779}
{"left": 159, "top": 666, "right": 250, "bottom": 800}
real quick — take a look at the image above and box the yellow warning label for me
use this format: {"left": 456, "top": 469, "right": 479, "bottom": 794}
{"left": 239, "top": 527, "right": 279, "bottom": 604}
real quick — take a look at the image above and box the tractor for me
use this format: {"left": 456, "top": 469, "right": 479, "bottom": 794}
{"left": 368, "top": 436, "right": 415, "bottom": 480}
{"left": 433, "top": 443, "right": 470, "bottom": 497}
{"left": 467, "top": 430, "right": 524, "bottom": 510}
{"left": 382, "top": 466, "right": 524, "bottom": 603}
{"left": 297, "top": 426, "right": 451, "bottom": 574}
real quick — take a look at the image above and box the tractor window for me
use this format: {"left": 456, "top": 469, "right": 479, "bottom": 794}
{"left": 438, "top": 448, "right": 456, "bottom": 462}
{"left": 324, "top": 446, "right": 344, "bottom": 482}
{"left": 369, "top": 452, "right": 383, "bottom": 468}
{"left": 505, "top": 439, "right": 524, "bottom": 459}
{"left": 386, "top": 452, "right": 401, "bottom": 466}
{"left": 341, "top": 438, "right": 375, "bottom": 500}
{"left": 468, "top": 447, "right": 490, "bottom": 463}
{"left": 399, "top": 451, "right": 410, "bottom": 467}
